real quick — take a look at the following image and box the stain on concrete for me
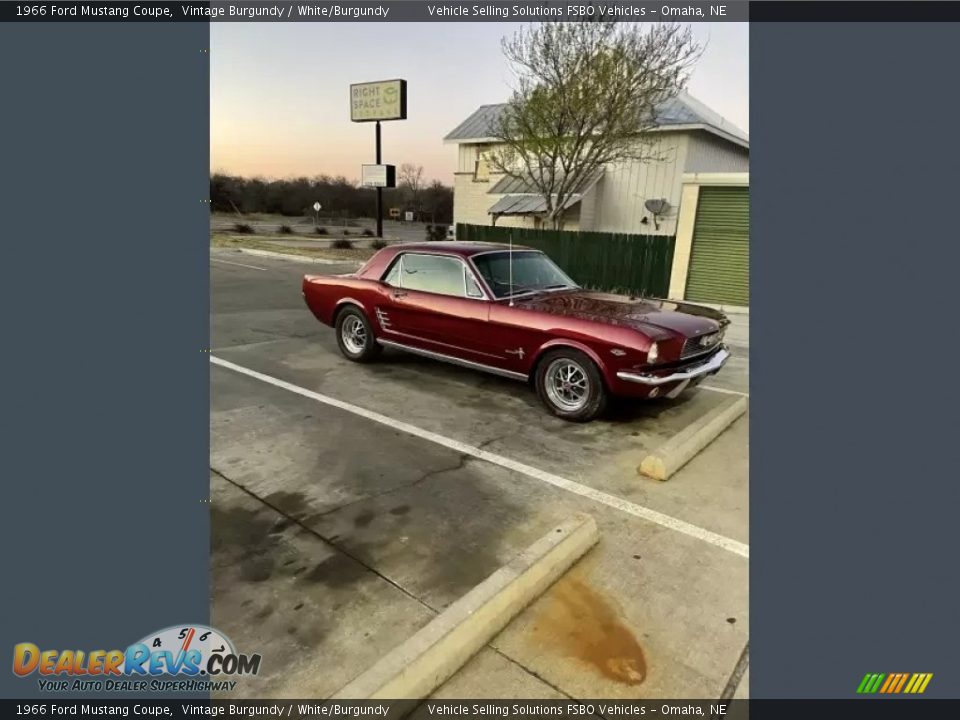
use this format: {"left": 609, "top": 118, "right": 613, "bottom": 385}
{"left": 302, "top": 554, "right": 368, "bottom": 588}
{"left": 240, "top": 556, "right": 274, "bottom": 582}
{"left": 530, "top": 574, "right": 647, "bottom": 686}
{"left": 264, "top": 490, "right": 310, "bottom": 519}
{"left": 353, "top": 510, "right": 376, "bottom": 528}
{"left": 269, "top": 518, "right": 293, "bottom": 534}
{"left": 322, "top": 462, "right": 532, "bottom": 608}
{"left": 211, "top": 503, "right": 280, "bottom": 582}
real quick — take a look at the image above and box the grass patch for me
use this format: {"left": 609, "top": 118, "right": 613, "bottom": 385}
{"left": 362, "top": 228, "right": 374, "bottom": 237}
{"left": 278, "top": 224, "right": 294, "bottom": 235}
{"left": 233, "top": 223, "right": 254, "bottom": 234}
{"left": 332, "top": 239, "right": 354, "bottom": 249}
{"left": 314, "top": 227, "right": 328, "bottom": 235}
{"left": 370, "top": 239, "right": 387, "bottom": 250}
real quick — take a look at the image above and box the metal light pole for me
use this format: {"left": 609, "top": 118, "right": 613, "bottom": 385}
{"left": 375, "top": 120, "right": 383, "bottom": 238}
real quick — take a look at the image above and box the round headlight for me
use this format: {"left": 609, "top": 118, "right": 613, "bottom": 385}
{"left": 647, "top": 342, "right": 659, "bottom": 364}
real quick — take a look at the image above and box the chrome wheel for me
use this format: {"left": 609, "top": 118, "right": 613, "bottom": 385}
{"left": 340, "top": 315, "right": 367, "bottom": 354}
{"left": 544, "top": 358, "right": 589, "bottom": 412}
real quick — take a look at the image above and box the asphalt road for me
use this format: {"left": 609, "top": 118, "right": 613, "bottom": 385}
{"left": 209, "top": 248, "right": 750, "bottom": 699}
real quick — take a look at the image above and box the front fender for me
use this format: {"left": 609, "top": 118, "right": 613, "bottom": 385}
{"left": 529, "top": 338, "right": 613, "bottom": 386}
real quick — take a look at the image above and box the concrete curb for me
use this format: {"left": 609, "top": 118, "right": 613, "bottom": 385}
{"left": 695, "top": 301, "right": 750, "bottom": 316}
{"left": 219, "top": 247, "right": 364, "bottom": 267}
{"left": 331, "top": 514, "right": 600, "bottom": 700}
{"left": 640, "top": 396, "right": 748, "bottom": 481}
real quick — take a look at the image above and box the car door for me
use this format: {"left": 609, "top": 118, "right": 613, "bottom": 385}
{"left": 378, "top": 252, "right": 499, "bottom": 365}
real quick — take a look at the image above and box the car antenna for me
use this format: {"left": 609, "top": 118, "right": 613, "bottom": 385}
{"left": 508, "top": 230, "right": 514, "bottom": 307}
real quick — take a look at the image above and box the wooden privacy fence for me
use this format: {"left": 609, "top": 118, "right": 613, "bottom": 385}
{"left": 456, "top": 224, "right": 676, "bottom": 298}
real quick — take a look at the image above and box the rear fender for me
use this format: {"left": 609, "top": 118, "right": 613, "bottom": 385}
{"left": 333, "top": 297, "right": 369, "bottom": 325}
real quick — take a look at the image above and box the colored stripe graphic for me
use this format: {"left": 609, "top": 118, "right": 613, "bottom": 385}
{"left": 858, "top": 672, "right": 933, "bottom": 694}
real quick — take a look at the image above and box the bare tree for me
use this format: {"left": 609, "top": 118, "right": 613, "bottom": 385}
{"left": 489, "top": 22, "right": 701, "bottom": 229}
{"left": 398, "top": 163, "right": 425, "bottom": 219}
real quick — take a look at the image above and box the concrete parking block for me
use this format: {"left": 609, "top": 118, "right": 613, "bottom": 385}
{"left": 639, "top": 395, "right": 748, "bottom": 481}
{"left": 332, "top": 515, "right": 598, "bottom": 700}
{"left": 733, "top": 666, "right": 749, "bottom": 699}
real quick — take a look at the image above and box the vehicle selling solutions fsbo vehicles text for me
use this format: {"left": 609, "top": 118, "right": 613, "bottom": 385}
{"left": 426, "top": 5, "right": 649, "bottom": 18}
{"left": 425, "top": 5, "right": 727, "bottom": 17}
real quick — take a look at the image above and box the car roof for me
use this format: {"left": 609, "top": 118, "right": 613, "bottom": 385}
{"left": 389, "top": 241, "right": 533, "bottom": 258}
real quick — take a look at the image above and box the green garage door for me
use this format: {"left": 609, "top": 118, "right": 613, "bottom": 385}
{"left": 685, "top": 186, "right": 749, "bottom": 306}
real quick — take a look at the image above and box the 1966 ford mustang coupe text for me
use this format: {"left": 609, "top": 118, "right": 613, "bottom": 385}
{"left": 302, "top": 242, "right": 730, "bottom": 422}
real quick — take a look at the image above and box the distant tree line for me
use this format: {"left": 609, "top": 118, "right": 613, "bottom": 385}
{"left": 209, "top": 172, "right": 454, "bottom": 223}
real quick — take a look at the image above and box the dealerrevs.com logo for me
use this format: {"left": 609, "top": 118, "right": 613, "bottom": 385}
{"left": 13, "top": 625, "right": 261, "bottom": 693}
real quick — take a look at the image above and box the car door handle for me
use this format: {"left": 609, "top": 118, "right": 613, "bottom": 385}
{"left": 392, "top": 290, "right": 408, "bottom": 299}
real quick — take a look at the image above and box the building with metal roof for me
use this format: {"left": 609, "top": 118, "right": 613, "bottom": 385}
{"left": 446, "top": 91, "right": 749, "bottom": 236}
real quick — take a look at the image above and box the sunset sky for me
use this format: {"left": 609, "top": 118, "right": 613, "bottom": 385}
{"left": 210, "top": 22, "right": 748, "bottom": 184}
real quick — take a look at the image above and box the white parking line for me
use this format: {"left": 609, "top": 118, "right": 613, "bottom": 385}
{"left": 701, "top": 385, "right": 750, "bottom": 398}
{"left": 210, "top": 258, "right": 268, "bottom": 271}
{"left": 210, "top": 355, "right": 750, "bottom": 559}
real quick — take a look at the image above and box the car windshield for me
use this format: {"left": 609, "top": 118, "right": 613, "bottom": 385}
{"left": 471, "top": 250, "right": 578, "bottom": 299}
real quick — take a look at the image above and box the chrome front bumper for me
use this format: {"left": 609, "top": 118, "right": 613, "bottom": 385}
{"left": 617, "top": 347, "right": 730, "bottom": 387}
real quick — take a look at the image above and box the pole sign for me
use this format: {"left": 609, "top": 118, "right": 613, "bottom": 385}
{"left": 361, "top": 164, "right": 396, "bottom": 188}
{"left": 350, "top": 80, "right": 407, "bottom": 122}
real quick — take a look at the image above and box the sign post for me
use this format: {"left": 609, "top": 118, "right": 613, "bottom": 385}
{"left": 350, "top": 79, "right": 407, "bottom": 239}
{"left": 312, "top": 201, "right": 321, "bottom": 227}
{"left": 375, "top": 121, "right": 382, "bottom": 238}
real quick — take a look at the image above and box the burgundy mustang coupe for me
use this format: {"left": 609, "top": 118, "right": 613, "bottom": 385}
{"left": 302, "top": 242, "right": 730, "bottom": 422}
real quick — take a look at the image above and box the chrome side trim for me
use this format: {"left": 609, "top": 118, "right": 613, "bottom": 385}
{"left": 617, "top": 347, "right": 730, "bottom": 387}
{"left": 379, "top": 339, "right": 528, "bottom": 382}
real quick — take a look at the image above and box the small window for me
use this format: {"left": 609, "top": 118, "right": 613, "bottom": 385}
{"left": 382, "top": 257, "right": 402, "bottom": 286}
{"left": 465, "top": 269, "right": 484, "bottom": 299}
{"left": 475, "top": 148, "right": 491, "bottom": 181}
{"left": 397, "top": 254, "right": 468, "bottom": 297}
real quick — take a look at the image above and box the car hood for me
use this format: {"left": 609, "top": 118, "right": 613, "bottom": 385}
{"left": 512, "top": 290, "right": 727, "bottom": 338}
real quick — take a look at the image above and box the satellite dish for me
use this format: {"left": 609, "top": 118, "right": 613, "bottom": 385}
{"left": 644, "top": 198, "right": 670, "bottom": 216}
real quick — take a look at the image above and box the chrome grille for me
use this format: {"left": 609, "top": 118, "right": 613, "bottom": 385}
{"left": 681, "top": 331, "right": 722, "bottom": 360}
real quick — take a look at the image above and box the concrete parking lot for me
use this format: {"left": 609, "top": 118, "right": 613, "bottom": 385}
{"left": 209, "top": 248, "right": 749, "bottom": 699}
